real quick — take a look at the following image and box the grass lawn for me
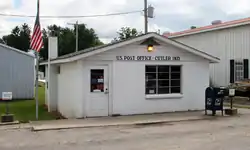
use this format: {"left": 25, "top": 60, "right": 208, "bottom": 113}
{"left": 0, "top": 84, "right": 57, "bottom": 122}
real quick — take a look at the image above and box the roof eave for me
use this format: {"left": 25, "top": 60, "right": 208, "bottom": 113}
{"left": 0, "top": 44, "right": 35, "bottom": 58}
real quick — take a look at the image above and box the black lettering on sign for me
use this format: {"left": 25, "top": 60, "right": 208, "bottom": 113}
{"left": 137, "top": 56, "right": 152, "bottom": 61}
{"left": 116, "top": 56, "right": 181, "bottom": 61}
{"left": 173, "top": 56, "right": 180, "bottom": 60}
{"left": 145, "top": 56, "right": 151, "bottom": 60}
{"left": 137, "top": 56, "right": 142, "bottom": 60}
{"left": 124, "top": 56, "right": 135, "bottom": 60}
{"left": 156, "top": 56, "right": 162, "bottom": 60}
{"left": 116, "top": 56, "right": 123, "bottom": 60}
{"left": 155, "top": 56, "right": 160, "bottom": 60}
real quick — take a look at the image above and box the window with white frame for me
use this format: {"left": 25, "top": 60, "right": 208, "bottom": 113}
{"left": 235, "top": 61, "right": 244, "bottom": 82}
{"left": 145, "top": 65, "right": 181, "bottom": 95}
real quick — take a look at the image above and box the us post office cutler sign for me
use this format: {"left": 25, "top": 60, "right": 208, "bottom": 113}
{"left": 116, "top": 56, "right": 181, "bottom": 61}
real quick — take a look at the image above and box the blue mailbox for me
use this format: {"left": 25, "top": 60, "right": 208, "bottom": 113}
{"left": 205, "top": 87, "right": 224, "bottom": 116}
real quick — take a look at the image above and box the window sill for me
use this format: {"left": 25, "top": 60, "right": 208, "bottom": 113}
{"left": 146, "top": 94, "right": 183, "bottom": 99}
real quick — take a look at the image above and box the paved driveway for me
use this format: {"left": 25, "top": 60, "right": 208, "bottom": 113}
{"left": 1, "top": 114, "right": 250, "bottom": 150}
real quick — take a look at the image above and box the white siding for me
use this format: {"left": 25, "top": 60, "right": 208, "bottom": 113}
{"left": 111, "top": 61, "right": 209, "bottom": 115}
{"left": 171, "top": 24, "right": 250, "bottom": 86}
{"left": 0, "top": 45, "right": 35, "bottom": 99}
{"left": 45, "top": 66, "right": 48, "bottom": 106}
{"left": 48, "top": 65, "right": 58, "bottom": 112}
{"left": 84, "top": 42, "right": 210, "bottom": 116}
{"left": 57, "top": 61, "right": 83, "bottom": 118}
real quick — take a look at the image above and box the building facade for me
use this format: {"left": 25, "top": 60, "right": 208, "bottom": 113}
{"left": 41, "top": 33, "right": 219, "bottom": 118}
{"left": 0, "top": 44, "right": 35, "bottom": 100}
{"left": 166, "top": 18, "right": 250, "bottom": 87}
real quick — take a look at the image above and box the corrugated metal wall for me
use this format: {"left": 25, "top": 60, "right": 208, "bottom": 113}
{"left": 172, "top": 25, "right": 250, "bottom": 87}
{"left": 0, "top": 46, "right": 35, "bottom": 99}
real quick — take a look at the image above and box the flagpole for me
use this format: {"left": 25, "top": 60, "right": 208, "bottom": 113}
{"left": 35, "top": 51, "right": 39, "bottom": 120}
{"left": 35, "top": 0, "right": 40, "bottom": 120}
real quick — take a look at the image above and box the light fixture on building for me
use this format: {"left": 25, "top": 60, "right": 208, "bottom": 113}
{"left": 140, "top": 37, "right": 160, "bottom": 52}
{"left": 147, "top": 45, "right": 154, "bottom": 52}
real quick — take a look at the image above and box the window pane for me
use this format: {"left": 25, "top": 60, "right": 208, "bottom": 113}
{"left": 90, "top": 69, "right": 104, "bottom": 92}
{"left": 171, "top": 66, "right": 181, "bottom": 72}
{"left": 235, "top": 62, "right": 244, "bottom": 81}
{"left": 145, "top": 65, "right": 181, "bottom": 95}
{"left": 146, "top": 80, "right": 156, "bottom": 88}
{"left": 171, "top": 73, "right": 181, "bottom": 79}
{"left": 158, "top": 73, "right": 169, "bottom": 80}
{"left": 158, "top": 87, "right": 169, "bottom": 94}
{"left": 146, "top": 66, "right": 156, "bottom": 72}
{"left": 171, "top": 80, "right": 180, "bottom": 87}
{"left": 146, "top": 73, "right": 157, "bottom": 80}
{"left": 146, "top": 88, "right": 156, "bottom": 94}
{"left": 158, "top": 80, "right": 169, "bottom": 87}
{"left": 158, "top": 66, "right": 169, "bottom": 72}
{"left": 171, "top": 87, "right": 181, "bottom": 93}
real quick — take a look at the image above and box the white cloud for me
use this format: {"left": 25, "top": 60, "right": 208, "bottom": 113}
{"left": 215, "top": 0, "right": 250, "bottom": 15}
{"left": 0, "top": 1, "right": 13, "bottom": 11}
{"left": 1, "top": 0, "right": 250, "bottom": 43}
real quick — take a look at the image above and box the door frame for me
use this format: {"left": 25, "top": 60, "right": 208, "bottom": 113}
{"left": 86, "top": 64, "right": 112, "bottom": 117}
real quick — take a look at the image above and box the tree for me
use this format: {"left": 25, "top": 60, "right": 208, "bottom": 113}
{"left": 2, "top": 23, "right": 103, "bottom": 60}
{"left": 0, "top": 38, "right": 5, "bottom": 44}
{"left": 2, "top": 23, "right": 31, "bottom": 52}
{"left": 190, "top": 26, "right": 197, "bottom": 29}
{"left": 113, "top": 27, "right": 142, "bottom": 42}
{"left": 39, "top": 24, "right": 103, "bottom": 60}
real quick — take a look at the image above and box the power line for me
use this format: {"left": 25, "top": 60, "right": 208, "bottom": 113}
{"left": 0, "top": 10, "right": 142, "bottom": 19}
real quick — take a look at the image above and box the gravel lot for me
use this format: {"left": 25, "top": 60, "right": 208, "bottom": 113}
{"left": 0, "top": 115, "right": 250, "bottom": 150}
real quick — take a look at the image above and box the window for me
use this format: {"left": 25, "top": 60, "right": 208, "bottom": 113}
{"left": 90, "top": 69, "right": 104, "bottom": 92}
{"left": 145, "top": 65, "right": 181, "bottom": 95}
{"left": 235, "top": 61, "right": 244, "bottom": 82}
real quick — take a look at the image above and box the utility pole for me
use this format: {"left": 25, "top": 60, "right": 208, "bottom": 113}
{"left": 68, "top": 21, "right": 79, "bottom": 52}
{"left": 144, "top": 0, "right": 148, "bottom": 34}
{"left": 75, "top": 21, "right": 78, "bottom": 52}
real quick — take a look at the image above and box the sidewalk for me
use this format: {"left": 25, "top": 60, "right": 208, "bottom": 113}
{"left": 30, "top": 110, "right": 233, "bottom": 131}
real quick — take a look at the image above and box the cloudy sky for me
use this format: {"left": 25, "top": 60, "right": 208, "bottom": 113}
{"left": 1, "top": 0, "right": 250, "bottom": 43}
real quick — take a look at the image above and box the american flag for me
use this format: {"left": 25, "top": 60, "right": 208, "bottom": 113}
{"left": 30, "top": 0, "right": 43, "bottom": 52}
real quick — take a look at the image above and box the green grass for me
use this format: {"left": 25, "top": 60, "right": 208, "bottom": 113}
{"left": 0, "top": 84, "right": 57, "bottom": 123}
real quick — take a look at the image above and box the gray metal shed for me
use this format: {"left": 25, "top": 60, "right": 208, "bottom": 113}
{"left": 0, "top": 44, "right": 35, "bottom": 100}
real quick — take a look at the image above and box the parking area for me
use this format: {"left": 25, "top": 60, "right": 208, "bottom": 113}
{"left": 0, "top": 111, "right": 250, "bottom": 150}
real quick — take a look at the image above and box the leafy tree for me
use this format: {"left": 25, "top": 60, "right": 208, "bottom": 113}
{"left": 2, "top": 23, "right": 104, "bottom": 60}
{"left": 39, "top": 24, "right": 103, "bottom": 60}
{"left": 0, "top": 38, "right": 5, "bottom": 44}
{"left": 2, "top": 23, "right": 31, "bottom": 52}
{"left": 190, "top": 26, "right": 197, "bottom": 29}
{"left": 113, "top": 27, "right": 142, "bottom": 42}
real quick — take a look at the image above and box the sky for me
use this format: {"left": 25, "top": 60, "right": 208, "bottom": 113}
{"left": 1, "top": 0, "right": 250, "bottom": 43}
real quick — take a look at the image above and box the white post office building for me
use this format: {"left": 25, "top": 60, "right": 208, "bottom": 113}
{"left": 41, "top": 32, "right": 219, "bottom": 118}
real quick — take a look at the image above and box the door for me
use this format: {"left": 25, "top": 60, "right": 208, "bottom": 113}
{"left": 87, "top": 66, "right": 109, "bottom": 117}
